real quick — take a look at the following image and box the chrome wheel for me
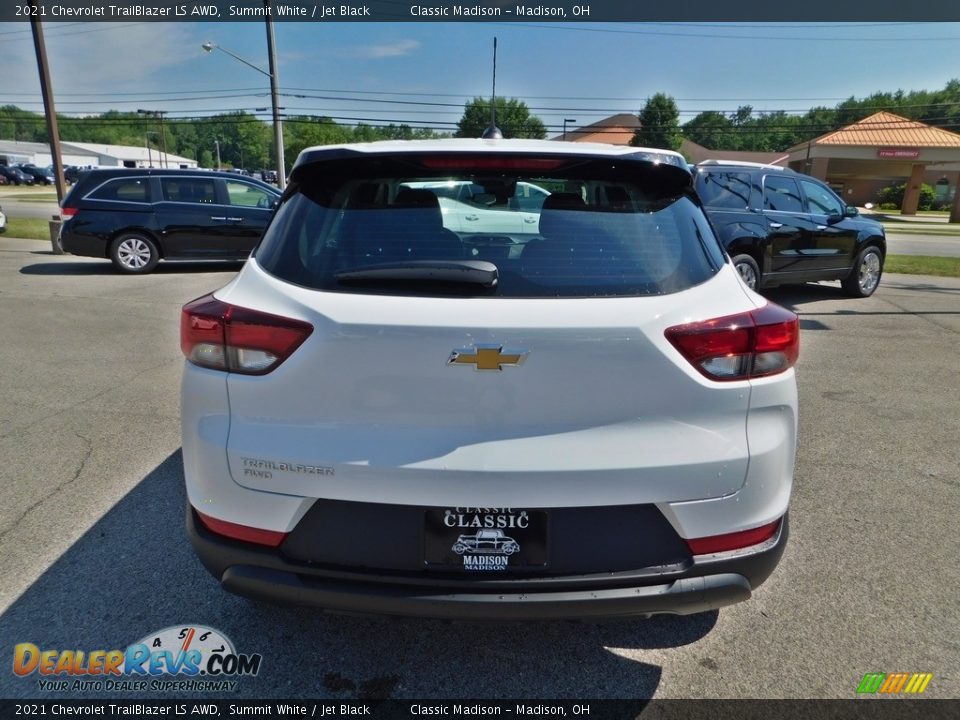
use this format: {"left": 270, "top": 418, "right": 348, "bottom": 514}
{"left": 117, "top": 238, "right": 152, "bottom": 270}
{"left": 111, "top": 233, "right": 159, "bottom": 274}
{"left": 858, "top": 251, "right": 881, "bottom": 295}
{"left": 733, "top": 253, "right": 760, "bottom": 290}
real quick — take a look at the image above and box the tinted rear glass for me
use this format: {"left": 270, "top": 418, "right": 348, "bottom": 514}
{"left": 87, "top": 177, "right": 151, "bottom": 203}
{"left": 695, "top": 170, "right": 755, "bottom": 209}
{"left": 256, "top": 155, "right": 720, "bottom": 298}
{"left": 763, "top": 176, "right": 804, "bottom": 213}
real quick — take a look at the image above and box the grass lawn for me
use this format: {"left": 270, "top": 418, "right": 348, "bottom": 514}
{"left": 3, "top": 217, "right": 52, "bottom": 240}
{"left": 873, "top": 209, "right": 949, "bottom": 216}
{"left": 886, "top": 254, "right": 960, "bottom": 278}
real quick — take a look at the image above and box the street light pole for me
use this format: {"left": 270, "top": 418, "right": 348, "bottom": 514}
{"left": 264, "top": 0, "right": 286, "bottom": 188}
{"left": 563, "top": 118, "right": 577, "bottom": 142}
{"left": 202, "top": 4, "right": 286, "bottom": 189}
{"left": 214, "top": 139, "right": 221, "bottom": 170}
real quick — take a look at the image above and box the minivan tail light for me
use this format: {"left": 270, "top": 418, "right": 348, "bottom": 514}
{"left": 665, "top": 303, "right": 799, "bottom": 381}
{"left": 180, "top": 294, "right": 313, "bottom": 375}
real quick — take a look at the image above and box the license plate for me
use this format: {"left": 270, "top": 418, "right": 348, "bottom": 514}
{"left": 424, "top": 508, "right": 547, "bottom": 571}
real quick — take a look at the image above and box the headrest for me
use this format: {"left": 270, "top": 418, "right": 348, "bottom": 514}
{"left": 393, "top": 188, "right": 441, "bottom": 210}
{"left": 541, "top": 192, "right": 586, "bottom": 212}
{"left": 539, "top": 192, "right": 587, "bottom": 237}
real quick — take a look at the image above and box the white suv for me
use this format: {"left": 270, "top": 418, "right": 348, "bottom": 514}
{"left": 181, "top": 139, "right": 798, "bottom": 619}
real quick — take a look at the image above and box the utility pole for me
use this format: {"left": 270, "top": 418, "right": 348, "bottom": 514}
{"left": 138, "top": 109, "right": 169, "bottom": 168}
{"left": 29, "top": 2, "right": 67, "bottom": 211}
{"left": 214, "top": 139, "right": 221, "bottom": 170}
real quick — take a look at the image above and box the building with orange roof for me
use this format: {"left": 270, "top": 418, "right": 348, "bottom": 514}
{"left": 784, "top": 111, "right": 960, "bottom": 220}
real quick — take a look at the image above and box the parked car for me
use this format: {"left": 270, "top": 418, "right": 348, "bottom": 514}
{"left": 405, "top": 180, "right": 550, "bottom": 234}
{"left": 0, "top": 205, "right": 6, "bottom": 233}
{"left": 0, "top": 165, "right": 35, "bottom": 186}
{"left": 59, "top": 168, "right": 281, "bottom": 273}
{"left": 259, "top": 169, "right": 278, "bottom": 184}
{"left": 694, "top": 160, "right": 886, "bottom": 297}
{"left": 181, "top": 139, "right": 799, "bottom": 619}
{"left": 17, "top": 164, "right": 55, "bottom": 185}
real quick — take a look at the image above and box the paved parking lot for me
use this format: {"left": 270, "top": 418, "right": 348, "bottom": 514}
{"left": 0, "top": 237, "right": 957, "bottom": 700}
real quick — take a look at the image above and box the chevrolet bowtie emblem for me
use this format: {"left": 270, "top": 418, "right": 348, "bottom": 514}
{"left": 448, "top": 344, "right": 529, "bottom": 371}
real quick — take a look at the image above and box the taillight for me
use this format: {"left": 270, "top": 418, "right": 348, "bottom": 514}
{"left": 60, "top": 205, "right": 78, "bottom": 218}
{"left": 686, "top": 518, "right": 781, "bottom": 555}
{"left": 180, "top": 293, "right": 313, "bottom": 375}
{"left": 195, "top": 509, "right": 288, "bottom": 548}
{"left": 665, "top": 303, "right": 799, "bottom": 381}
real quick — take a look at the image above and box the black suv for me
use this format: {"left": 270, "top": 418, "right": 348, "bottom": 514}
{"left": 694, "top": 161, "right": 886, "bottom": 297}
{"left": 60, "top": 169, "right": 281, "bottom": 274}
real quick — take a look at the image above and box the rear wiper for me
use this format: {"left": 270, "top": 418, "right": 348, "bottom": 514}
{"left": 335, "top": 260, "right": 498, "bottom": 287}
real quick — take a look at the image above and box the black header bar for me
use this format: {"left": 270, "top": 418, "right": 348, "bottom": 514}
{"left": 4, "top": 1, "right": 960, "bottom": 23}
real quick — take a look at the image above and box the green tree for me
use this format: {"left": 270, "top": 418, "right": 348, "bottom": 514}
{"left": 632, "top": 93, "right": 682, "bottom": 151}
{"left": 683, "top": 111, "right": 733, "bottom": 149}
{"left": 455, "top": 97, "right": 546, "bottom": 139}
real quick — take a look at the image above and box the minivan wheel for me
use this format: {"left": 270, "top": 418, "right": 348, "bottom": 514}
{"left": 110, "top": 233, "right": 160, "bottom": 274}
{"left": 841, "top": 245, "right": 883, "bottom": 298}
{"left": 731, "top": 254, "right": 760, "bottom": 290}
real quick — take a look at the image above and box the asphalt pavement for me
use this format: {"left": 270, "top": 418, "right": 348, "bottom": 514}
{"left": 0, "top": 237, "right": 957, "bottom": 701}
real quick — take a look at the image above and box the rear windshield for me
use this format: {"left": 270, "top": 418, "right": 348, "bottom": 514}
{"left": 256, "top": 155, "right": 722, "bottom": 298}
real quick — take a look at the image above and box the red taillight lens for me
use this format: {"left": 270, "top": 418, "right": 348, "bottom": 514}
{"left": 180, "top": 294, "right": 313, "bottom": 375}
{"left": 665, "top": 303, "right": 799, "bottom": 381}
{"left": 686, "top": 518, "right": 781, "bottom": 555}
{"left": 195, "top": 509, "right": 288, "bottom": 548}
{"left": 60, "top": 205, "right": 78, "bottom": 218}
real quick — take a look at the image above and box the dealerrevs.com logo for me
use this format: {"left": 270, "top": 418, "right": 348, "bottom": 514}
{"left": 13, "top": 625, "right": 261, "bottom": 692}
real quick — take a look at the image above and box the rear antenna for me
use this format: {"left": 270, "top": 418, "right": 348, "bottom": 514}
{"left": 482, "top": 37, "right": 503, "bottom": 139}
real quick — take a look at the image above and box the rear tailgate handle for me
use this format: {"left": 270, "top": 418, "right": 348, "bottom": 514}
{"left": 816, "top": 225, "right": 827, "bottom": 230}
{"left": 768, "top": 222, "right": 783, "bottom": 229}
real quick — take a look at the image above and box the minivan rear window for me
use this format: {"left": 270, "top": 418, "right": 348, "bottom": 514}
{"left": 87, "top": 178, "right": 151, "bottom": 203}
{"left": 256, "top": 155, "right": 720, "bottom": 298}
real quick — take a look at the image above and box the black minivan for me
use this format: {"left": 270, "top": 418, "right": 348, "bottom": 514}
{"left": 60, "top": 168, "right": 281, "bottom": 274}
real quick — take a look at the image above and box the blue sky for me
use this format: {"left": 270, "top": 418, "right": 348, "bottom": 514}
{"left": 2, "top": 21, "right": 960, "bottom": 136}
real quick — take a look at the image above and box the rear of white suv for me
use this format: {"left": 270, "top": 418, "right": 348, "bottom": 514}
{"left": 181, "top": 139, "right": 798, "bottom": 619}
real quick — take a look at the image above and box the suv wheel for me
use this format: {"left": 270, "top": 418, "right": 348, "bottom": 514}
{"left": 110, "top": 233, "right": 159, "bottom": 274}
{"left": 731, "top": 254, "right": 760, "bottom": 290}
{"left": 841, "top": 245, "right": 883, "bottom": 298}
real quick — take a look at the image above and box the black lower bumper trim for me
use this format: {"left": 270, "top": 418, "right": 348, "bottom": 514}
{"left": 221, "top": 566, "right": 752, "bottom": 619}
{"left": 188, "top": 504, "right": 788, "bottom": 619}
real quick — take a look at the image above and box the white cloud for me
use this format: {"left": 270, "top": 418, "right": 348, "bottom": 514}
{"left": 347, "top": 39, "right": 421, "bottom": 60}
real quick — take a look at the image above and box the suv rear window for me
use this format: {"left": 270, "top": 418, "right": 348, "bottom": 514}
{"left": 256, "top": 155, "right": 722, "bottom": 298}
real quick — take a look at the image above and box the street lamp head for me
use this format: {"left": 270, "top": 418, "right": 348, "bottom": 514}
{"left": 201, "top": 41, "right": 216, "bottom": 53}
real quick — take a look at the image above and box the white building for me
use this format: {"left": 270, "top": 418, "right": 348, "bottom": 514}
{"left": 0, "top": 140, "right": 198, "bottom": 169}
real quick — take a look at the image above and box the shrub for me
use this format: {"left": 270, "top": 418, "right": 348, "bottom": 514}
{"left": 876, "top": 182, "right": 937, "bottom": 211}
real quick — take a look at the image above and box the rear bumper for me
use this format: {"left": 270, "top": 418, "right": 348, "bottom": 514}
{"left": 187, "top": 505, "right": 788, "bottom": 620}
{"left": 60, "top": 229, "right": 107, "bottom": 258}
